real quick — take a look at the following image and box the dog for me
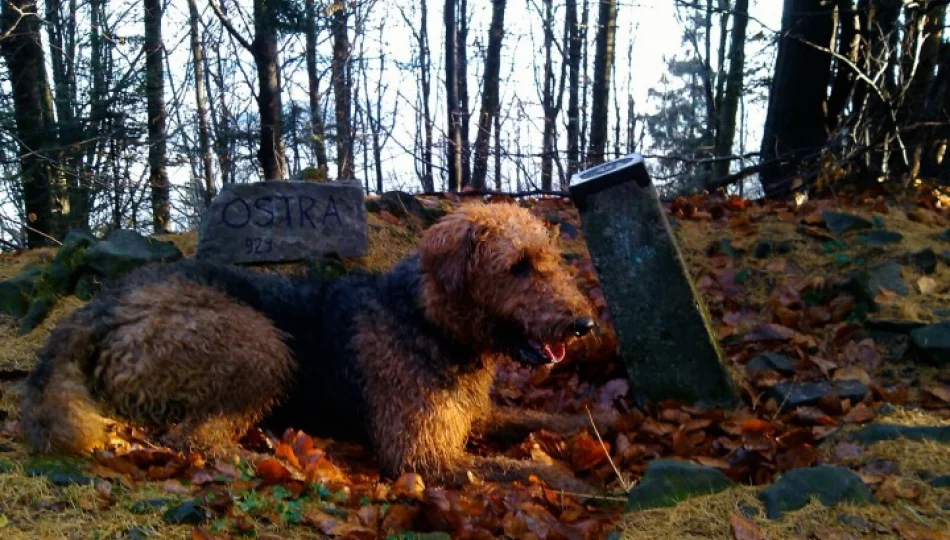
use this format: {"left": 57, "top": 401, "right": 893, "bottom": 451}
{"left": 20, "top": 202, "right": 613, "bottom": 492}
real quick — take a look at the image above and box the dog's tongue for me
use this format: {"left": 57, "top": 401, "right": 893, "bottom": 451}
{"left": 543, "top": 342, "right": 567, "bottom": 363}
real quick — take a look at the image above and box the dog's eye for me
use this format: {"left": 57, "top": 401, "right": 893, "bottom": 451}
{"left": 510, "top": 257, "right": 532, "bottom": 277}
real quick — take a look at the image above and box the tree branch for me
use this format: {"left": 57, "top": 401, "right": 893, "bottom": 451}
{"left": 207, "top": 0, "right": 252, "bottom": 51}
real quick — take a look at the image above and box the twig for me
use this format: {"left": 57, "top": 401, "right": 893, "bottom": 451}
{"left": 585, "top": 406, "right": 630, "bottom": 493}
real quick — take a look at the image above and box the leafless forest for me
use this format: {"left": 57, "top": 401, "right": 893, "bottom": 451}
{"left": 0, "top": 0, "right": 948, "bottom": 249}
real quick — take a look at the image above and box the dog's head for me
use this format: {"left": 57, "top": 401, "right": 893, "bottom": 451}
{"left": 418, "top": 202, "right": 597, "bottom": 366}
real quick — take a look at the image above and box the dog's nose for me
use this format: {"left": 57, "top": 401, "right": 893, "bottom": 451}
{"left": 573, "top": 317, "right": 597, "bottom": 336}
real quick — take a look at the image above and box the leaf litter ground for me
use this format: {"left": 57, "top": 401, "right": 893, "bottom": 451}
{"left": 0, "top": 188, "right": 948, "bottom": 539}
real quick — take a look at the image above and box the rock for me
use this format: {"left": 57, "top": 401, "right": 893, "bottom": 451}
{"left": 0, "top": 264, "right": 44, "bottom": 318}
{"left": 864, "top": 318, "right": 928, "bottom": 333}
{"left": 45, "top": 230, "right": 96, "bottom": 295}
{"left": 559, "top": 221, "right": 579, "bottom": 239}
{"left": 929, "top": 475, "right": 950, "bottom": 488}
{"left": 163, "top": 500, "right": 210, "bottom": 525}
{"left": 745, "top": 353, "right": 797, "bottom": 375}
{"left": 908, "top": 323, "right": 950, "bottom": 365}
{"left": 569, "top": 155, "right": 738, "bottom": 408}
{"left": 908, "top": 248, "right": 937, "bottom": 274}
{"left": 860, "top": 230, "right": 903, "bottom": 246}
{"left": 758, "top": 466, "right": 875, "bottom": 519}
{"left": 73, "top": 273, "right": 99, "bottom": 301}
{"left": 371, "top": 191, "right": 426, "bottom": 221}
{"left": 850, "top": 262, "right": 910, "bottom": 303}
{"left": 837, "top": 514, "right": 872, "bottom": 531}
{"left": 934, "top": 229, "right": 950, "bottom": 242}
{"left": 85, "top": 229, "right": 182, "bottom": 279}
{"left": 23, "top": 456, "right": 92, "bottom": 486}
{"left": 752, "top": 239, "right": 795, "bottom": 259}
{"left": 196, "top": 180, "right": 367, "bottom": 264}
{"left": 851, "top": 424, "right": 950, "bottom": 444}
{"left": 61, "top": 228, "right": 98, "bottom": 248}
{"left": 766, "top": 379, "right": 868, "bottom": 412}
{"left": 940, "top": 250, "right": 950, "bottom": 266}
{"left": 18, "top": 294, "right": 58, "bottom": 335}
{"left": 822, "top": 212, "right": 873, "bottom": 235}
{"left": 624, "top": 459, "right": 734, "bottom": 511}
{"left": 125, "top": 527, "right": 148, "bottom": 540}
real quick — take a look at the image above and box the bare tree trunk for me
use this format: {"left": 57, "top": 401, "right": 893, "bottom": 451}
{"left": 713, "top": 0, "right": 749, "bottom": 181}
{"left": 145, "top": 0, "right": 170, "bottom": 233}
{"left": 1, "top": 0, "right": 65, "bottom": 246}
{"left": 187, "top": 0, "right": 216, "bottom": 207}
{"left": 46, "top": 0, "right": 88, "bottom": 230}
{"left": 494, "top": 107, "right": 502, "bottom": 190}
{"left": 905, "top": 2, "right": 944, "bottom": 178}
{"left": 825, "top": 0, "right": 860, "bottom": 131}
{"left": 305, "top": 0, "right": 329, "bottom": 170}
{"left": 579, "top": 0, "right": 591, "bottom": 167}
{"left": 471, "top": 0, "right": 507, "bottom": 190}
{"left": 566, "top": 0, "right": 581, "bottom": 177}
{"left": 252, "top": 0, "right": 287, "bottom": 180}
{"left": 587, "top": 0, "right": 618, "bottom": 165}
{"left": 210, "top": 0, "right": 287, "bottom": 181}
{"left": 331, "top": 2, "right": 353, "bottom": 180}
{"left": 457, "top": 0, "right": 471, "bottom": 187}
{"left": 540, "top": 0, "right": 556, "bottom": 189}
{"left": 759, "top": 0, "right": 835, "bottom": 198}
{"left": 444, "top": 0, "right": 463, "bottom": 190}
{"left": 419, "top": 0, "right": 435, "bottom": 191}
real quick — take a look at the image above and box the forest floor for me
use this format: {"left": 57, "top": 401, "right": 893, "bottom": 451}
{"left": 0, "top": 184, "right": 949, "bottom": 539}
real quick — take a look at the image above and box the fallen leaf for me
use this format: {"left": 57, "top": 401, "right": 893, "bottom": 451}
{"left": 833, "top": 366, "right": 871, "bottom": 385}
{"left": 924, "top": 385, "right": 950, "bottom": 404}
{"left": 730, "top": 513, "right": 765, "bottom": 540}
{"left": 876, "top": 476, "right": 920, "bottom": 504}
{"left": 918, "top": 276, "right": 938, "bottom": 295}
{"left": 744, "top": 323, "right": 798, "bottom": 342}
{"left": 391, "top": 473, "right": 426, "bottom": 501}
{"left": 255, "top": 458, "right": 292, "bottom": 484}
{"left": 570, "top": 432, "right": 608, "bottom": 472}
{"left": 893, "top": 520, "right": 950, "bottom": 540}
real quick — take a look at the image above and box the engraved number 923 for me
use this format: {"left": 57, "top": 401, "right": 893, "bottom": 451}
{"left": 245, "top": 237, "right": 273, "bottom": 255}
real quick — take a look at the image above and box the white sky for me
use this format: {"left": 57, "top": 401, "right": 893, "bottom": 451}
{"left": 160, "top": 0, "right": 783, "bottom": 204}
{"left": 0, "top": 1, "right": 785, "bottom": 239}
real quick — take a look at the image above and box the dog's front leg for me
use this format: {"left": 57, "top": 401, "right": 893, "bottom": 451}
{"left": 476, "top": 405, "right": 618, "bottom": 441}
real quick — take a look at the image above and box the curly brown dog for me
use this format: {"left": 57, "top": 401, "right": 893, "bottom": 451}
{"left": 20, "top": 202, "right": 613, "bottom": 492}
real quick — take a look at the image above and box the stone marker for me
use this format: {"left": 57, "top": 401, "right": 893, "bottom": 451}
{"left": 196, "top": 180, "right": 367, "bottom": 264}
{"left": 568, "top": 154, "right": 738, "bottom": 407}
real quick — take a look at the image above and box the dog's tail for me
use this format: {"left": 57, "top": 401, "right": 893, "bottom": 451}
{"left": 20, "top": 300, "right": 116, "bottom": 454}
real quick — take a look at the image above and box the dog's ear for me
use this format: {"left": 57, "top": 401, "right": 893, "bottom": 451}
{"left": 419, "top": 213, "right": 475, "bottom": 300}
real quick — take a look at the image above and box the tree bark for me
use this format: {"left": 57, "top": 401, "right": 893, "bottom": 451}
{"left": 145, "top": 0, "right": 170, "bottom": 233}
{"left": 418, "top": 0, "right": 435, "bottom": 191}
{"left": 587, "top": 0, "right": 617, "bottom": 165}
{"left": 305, "top": 0, "right": 329, "bottom": 170}
{"left": 253, "top": 0, "right": 287, "bottom": 180}
{"left": 187, "top": 0, "right": 216, "bottom": 207}
{"left": 758, "top": 0, "right": 835, "bottom": 198}
{"left": 46, "top": 0, "right": 88, "bottom": 230}
{"left": 210, "top": 0, "right": 287, "bottom": 181}
{"left": 713, "top": 0, "right": 749, "bottom": 181}
{"left": 471, "top": 0, "right": 507, "bottom": 190}
{"left": 331, "top": 2, "right": 353, "bottom": 180}
{"left": 444, "top": 0, "right": 463, "bottom": 190}
{"left": 1, "top": 0, "right": 65, "bottom": 246}
{"left": 825, "top": 0, "right": 860, "bottom": 131}
{"left": 541, "top": 0, "right": 556, "bottom": 189}
{"left": 566, "top": 0, "right": 582, "bottom": 177}
{"left": 457, "top": 0, "right": 471, "bottom": 187}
